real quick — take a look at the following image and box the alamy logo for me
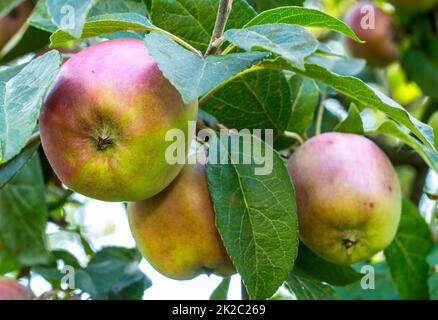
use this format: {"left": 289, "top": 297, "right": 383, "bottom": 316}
{"left": 60, "top": 5, "right": 75, "bottom": 30}
{"left": 61, "top": 265, "right": 75, "bottom": 290}
{"left": 360, "top": 4, "right": 376, "bottom": 30}
{"left": 360, "top": 265, "right": 375, "bottom": 290}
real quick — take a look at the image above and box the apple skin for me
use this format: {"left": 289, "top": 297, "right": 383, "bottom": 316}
{"left": 0, "top": 1, "right": 34, "bottom": 50}
{"left": 128, "top": 164, "right": 235, "bottom": 280}
{"left": 287, "top": 133, "right": 401, "bottom": 266}
{"left": 40, "top": 39, "right": 198, "bottom": 202}
{"left": 0, "top": 278, "right": 33, "bottom": 300}
{"left": 388, "top": 0, "right": 438, "bottom": 13}
{"left": 344, "top": 3, "right": 400, "bottom": 67}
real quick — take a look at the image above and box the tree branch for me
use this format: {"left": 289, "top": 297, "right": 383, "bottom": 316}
{"left": 205, "top": 0, "right": 233, "bottom": 55}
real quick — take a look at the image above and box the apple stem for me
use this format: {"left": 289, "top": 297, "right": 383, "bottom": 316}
{"left": 284, "top": 131, "right": 304, "bottom": 145}
{"left": 205, "top": 0, "right": 233, "bottom": 56}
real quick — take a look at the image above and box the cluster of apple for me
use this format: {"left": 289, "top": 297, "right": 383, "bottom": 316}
{"left": 37, "top": 38, "right": 402, "bottom": 283}
{"left": 0, "top": 1, "right": 409, "bottom": 299}
{"left": 39, "top": 39, "right": 233, "bottom": 280}
{"left": 344, "top": 0, "right": 437, "bottom": 67}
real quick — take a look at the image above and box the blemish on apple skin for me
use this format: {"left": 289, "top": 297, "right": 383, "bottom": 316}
{"left": 341, "top": 237, "right": 358, "bottom": 252}
{"left": 363, "top": 202, "right": 374, "bottom": 208}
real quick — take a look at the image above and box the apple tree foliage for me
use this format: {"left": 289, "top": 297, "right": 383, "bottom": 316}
{"left": 0, "top": 0, "right": 437, "bottom": 300}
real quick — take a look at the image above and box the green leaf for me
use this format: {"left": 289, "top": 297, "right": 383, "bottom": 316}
{"left": 0, "top": 50, "right": 61, "bottom": 164}
{"left": 334, "top": 104, "right": 364, "bottom": 134}
{"left": 210, "top": 277, "right": 231, "bottom": 300}
{"left": 0, "top": 246, "right": 19, "bottom": 275}
{"left": 307, "top": 53, "right": 365, "bottom": 76}
{"left": 206, "top": 133, "right": 299, "bottom": 299}
{"left": 244, "top": 6, "right": 362, "bottom": 42}
{"left": 28, "top": 0, "right": 58, "bottom": 33}
{"left": 0, "top": 0, "right": 24, "bottom": 16}
{"left": 294, "top": 243, "right": 363, "bottom": 287}
{"left": 107, "top": 270, "right": 151, "bottom": 300}
{"left": 384, "top": 199, "right": 434, "bottom": 300}
{"left": 202, "top": 69, "right": 291, "bottom": 136}
{"left": 428, "top": 243, "right": 438, "bottom": 300}
{"left": 287, "top": 75, "right": 319, "bottom": 135}
{"left": 401, "top": 48, "right": 438, "bottom": 100}
{"left": 224, "top": 24, "right": 318, "bottom": 70}
{"left": 263, "top": 59, "right": 436, "bottom": 151}
{"left": 429, "top": 272, "right": 438, "bottom": 300}
{"left": 248, "top": 0, "right": 305, "bottom": 12}
{"left": 46, "top": 0, "right": 99, "bottom": 38}
{"left": 52, "top": 249, "right": 81, "bottom": 269}
{"left": 151, "top": 0, "right": 256, "bottom": 52}
{"left": 368, "top": 120, "right": 438, "bottom": 173}
{"left": 35, "top": 247, "right": 151, "bottom": 300}
{"left": 79, "top": 248, "right": 148, "bottom": 298}
{"left": 335, "top": 262, "right": 399, "bottom": 300}
{"left": 89, "top": 0, "right": 149, "bottom": 17}
{"left": 89, "top": 0, "right": 151, "bottom": 40}
{"left": 33, "top": 266, "right": 67, "bottom": 288}
{"left": 145, "top": 32, "right": 269, "bottom": 103}
{"left": 50, "top": 12, "right": 157, "bottom": 46}
{"left": 0, "top": 155, "right": 50, "bottom": 266}
{"left": 0, "top": 26, "right": 51, "bottom": 63}
{"left": 31, "top": 0, "right": 150, "bottom": 34}
{"left": 286, "top": 274, "right": 338, "bottom": 300}
{"left": 0, "top": 135, "right": 39, "bottom": 188}
{"left": 428, "top": 243, "right": 438, "bottom": 265}
{"left": 49, "top": 12, "right": 200, "bottom": 56}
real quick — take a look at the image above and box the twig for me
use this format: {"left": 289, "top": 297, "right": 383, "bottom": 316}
{"left": 16, "top": 267, "right": 30, "bottom": 279}
{"left": 205, "top": 0, "right": 233, "bottom": 55}
{"left": 315, "top": 91, "right": 326, "bottom": 136}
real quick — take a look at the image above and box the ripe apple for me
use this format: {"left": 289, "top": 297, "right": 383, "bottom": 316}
{"left": 0, "top": 278, "right": 33, "bottom": 300}
{"left": 0, "top": 1, "right": 34, "bottom": 51}
{"left": 40, "top": 39, "right": 198, "bottom": 202}
{"left": 344, "top": 3, "right": 400, "bottom": 67}
{"left": 128, "top": 164, "right": 235, "bottom": 280}
{"left": 287, "top": 133, "right": 402, "bottom": 266}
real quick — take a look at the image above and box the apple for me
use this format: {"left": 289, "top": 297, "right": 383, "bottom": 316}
{"left": 39, "top": 39, "right": 198, "bottom": 202}
{"left": 287, "top": 133, "right": 402, "bottom": 266}
{"left": 0, "top": 1, "right": 34, "bottom": 51}
{"left": 0, "top": 278, "right": 33, "bottom": 300}
{"left": 128, "top": 164, "right": 235, "bottom": 280}
{"left": 344, "top": 3, "right": 400, "bottom": 67}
